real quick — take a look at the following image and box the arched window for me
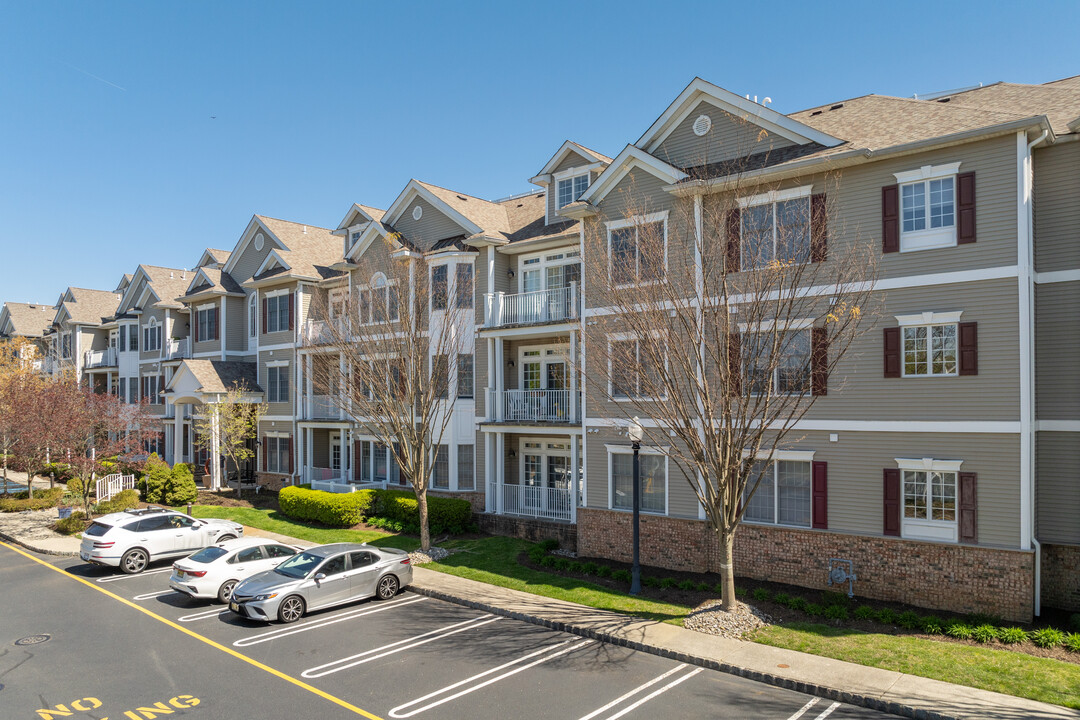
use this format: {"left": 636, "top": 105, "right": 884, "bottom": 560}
{"left": 143, "top": 317, "right": 161, "bottom": 352}
{"left": 249, "top": 293, "right": 257, "bottom": 337}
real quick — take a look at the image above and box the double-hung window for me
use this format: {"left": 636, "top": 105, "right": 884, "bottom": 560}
{"left": 556, "top": 173, "right": 589, "bottom": 209}
{"left": 267, "top": 365, "right": 289, "bottom": 403}
{"left": 61, "top": 333, "right": 71, "bottom": 359}
{"left": 265, "top": 436, "right": 289, "bottom": 473}
{"left": 609, "top": 336, "right": 664, "bottom": 400}
{"left": 249, "top": 294, "right": 257, "bottom": 337}
{"left": 742, "top": 327, "right": 811, "bottom": 395}
{"left": 431, "top": 265, "right": 448, "bottom": 311}
{"left": 128, "top": 324, "right": 139, "bottom": 351}
{"left": 432, "top": 354, "right": 449, "bottom": 399}
{"left": 743, "top": 458, "right": 811, "bottom": 528}
{"left": 740, "top": 190, "right": 811, "bottom": 270}
{"left": 455, "top": 263, "right": 474, "bottom": 309}
{"left": 609, "top": 447, "right": 666, "bottom": 514}
{"left": 897, "top": 458, "right": 961, "bottom": 542}
{"left": 432, "top": 445, "right": 449, "bottom": 489}
{"left": 456, "top": 353, "right": 473, "bottom": 399}
{"left": 896, "top": 162, "right": 960, "bottom": 251}
{"left": 195, "top": 307, "right": 216, "bottom": 342}
{"left": 607, "top": 212, "right": 667, "bottom": 286}
{"left": 143, "top": 321, "right": 161, "bottom": 352}
{"left": 265, "top": 294, "right": 290, "bottom": 333}
{"left": 457, "top": 444, "right": 474, "bottom": 490}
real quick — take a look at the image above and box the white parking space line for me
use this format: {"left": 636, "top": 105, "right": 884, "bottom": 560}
{"left": 95, "top": 568, "right": 173, "bottom": 583}
{"left": 234, "top": 595, "right": 427, "bottom": 647}
{"left": 591, "top": 666, "right": 703, "bottom": 720}
{"left": 178, "top": 607, "right": 230, "bottom": 622}
{"left": 388, "top": 638, "right": 595, "bottom": 718}
{"left": 577, "top": 664, "right": 693, "bottom": 720}
{"left": 132, "top": 589, "right": 175, "bottom": 601}
{"left": 813, "top": 702, "right": 842, "bottom": 719}
{"left": 787, "top": 698, "right": 820, "bottom": 720}
{"left": 302, "top": 615, "right": 501, "bottom": 679}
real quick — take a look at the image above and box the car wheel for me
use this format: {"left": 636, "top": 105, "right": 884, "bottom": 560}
{"left": 120, "top": 548, "right": 149, "bottom": 575}
{"left": 277, "top": 595, "right": 305, "bottom": 624}
{"left": 216, "top": 534, "right": 236, "bottom": 543}
{"left": 376, "top": 574, "right": 399, "bottom": 600}
{"left": 217, "top": 580, "right": 238, "bottom": 604}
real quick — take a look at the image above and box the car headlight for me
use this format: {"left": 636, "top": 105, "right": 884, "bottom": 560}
{"left": 252, "top": 593, "right": 278, "bottom": 602}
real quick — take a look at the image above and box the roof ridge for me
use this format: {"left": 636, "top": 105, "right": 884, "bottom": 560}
{"left": 415, "top": 179, "right": 505, "bottom": 207}
{"left": 255, "top": 214, "right": 333, "bottom": 232}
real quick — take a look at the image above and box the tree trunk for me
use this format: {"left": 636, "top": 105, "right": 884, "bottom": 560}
{"left": 719, "top": 528, "right": 737, "bottom": 612}
{"left": 2, "top": 452, "right": 8, "bottom": 495}
{"left": 417, "top": 491, "right": 430, "bottom": 552}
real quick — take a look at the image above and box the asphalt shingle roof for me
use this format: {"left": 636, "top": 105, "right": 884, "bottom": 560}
{"left": 249, "top": 216, "right": 343, "bottom": 283}
{"left": 181, "top": 359, "right": 262, "bottom": 394}
{"left": 1, "top": 302, "right": 53, "bottom": 337}
{"left": 61, "top": 288, "right": 121, "bottom": 326}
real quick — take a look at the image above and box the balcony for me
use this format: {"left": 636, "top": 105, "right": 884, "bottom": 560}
{"left": 497, "top": 483, "right": 572, "bottom": 522}
{"left": 484, "top": 285, "right": 579, "bottom": 328}
{"left": 83, "top": 347, "right": 117, "bottom": 369}
{"left": 302, "top": 319, "right": 346, "bottom": 346}
{"left": 307, "top": 394, "right": 341, "bottom": 420}
{"left": 164, "top": 338, "right": 190, "bottom": 360}
{"left": 487, "top": 389, "right": 579, "bottom": 424}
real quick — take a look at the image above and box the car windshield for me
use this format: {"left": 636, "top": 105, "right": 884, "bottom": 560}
{"left": 274, "top": 551, "right": 322, "bottom": 579}
{"left": 85, "top": 522, "right": 112, "bottom": 537}
{"left": 188, "top": 547, "right": 229, "bottom": 563}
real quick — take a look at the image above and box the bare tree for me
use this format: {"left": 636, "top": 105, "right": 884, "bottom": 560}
{"left": 0, "top": 337, "right": 42, "bottom": 495}
{"left": 193, "top": 382, "right": 267, "bottom": 496}
{"left": 307, "top": 235, "right": 473, "bottom": 551}
{"left": 578, "top": 156, "right": 877, "bottom": 611}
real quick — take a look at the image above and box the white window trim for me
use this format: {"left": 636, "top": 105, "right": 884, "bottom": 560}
{"left": 519, "top": 436, "right": 573, "bottom": 487}
{"left": 899, "top": 320, "right": 960, "bottom": 378}
{"left": 894, "top": 311, "right": 963, "bottom": 326}
{"left": 605, "top": 444, "right": 669, "bottom": 515}
{"left": 741, "top": 449, "right": 816, "bottom": 462}
{"left": 265, "top": 360, "right": 289, "bottom": 368}
{"left": 740, "top": 456, "right": 814, "bottom": 529}
{"left": 263, "top": 288, "right": 290, "bottom": 299}
{"left": 737, "top": 184, "right": 813, "bottom": 209}
{"left": 248, "top": 294, "right": 257, "bottom": 338}
{"left": 893, "top": 162, "right": 962, "bottom": 184}
{"left": 605, "top": 210, "right": 669, "bottom": 289}
{"left": 554, "top": 167, "right": 591, "bottom": 211}
{"left": 196, "top": 302, "right": 216, "bottom": 311}
{"left": 606, "top": 331, "right": 667, "bottom": 402}
{"left": 895, "top": 457, "right": 962, "bottom": 542}
{"left": 894, "top": 457, "right": 964, "bottom": 472}
{"left": 516, "top": 248, "right": 580, "bottom": 294}
{"left": 740, "top": 325, "right": 813, "bottom": 396}
{"left": 517, "top": 343, "right": 570, "bottom": 390}
{"left": 896, "top": 162, "right": 961, "bottom": 253}
{"left": 737, "top": 317, "right": 815, "bottom": 333}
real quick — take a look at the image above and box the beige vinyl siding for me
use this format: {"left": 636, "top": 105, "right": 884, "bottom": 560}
{"left": 475, "top": 339, "right": 488, "bottom": 417}
{"left": 230, "top": 234, "right": 275, "bottom": 286}
{"left": 311, "top": 430, "right": 330, "bottom": 468}
{"left": 225, "top": 296, "right": 247, "bottom": 352}
{"left": 192, "top": 299, "right": 222, "bottom": 355}
{"left": 548, "top": 150, "right": 595, "bottom": 223}
{"left": 1036, "top": 431, "right": 1080, "bottom": 545}
{"left": 1035, "top": 281, "right": 1080, "bottom": 420}
{"left": 261, "top": 285, "right": 297, "bottom": 347}
{"left": 139, "top": 308, "right": 165, "bottom": 361}
{"left": 1033, "top": 141, "right": 1080, "bottom": 272}
{"left": 809, "top": 277, "right": 1020, "bottom": 421}
{"left": 475, "top": 433, "right": 486, "bottom": 489}
{"left": 83, "top": 327, "right": 107, "bottom": 352}
{"left": 551, "top": 149, "right": 593, "bottom": 175}
{"left": 260, "top": 349, "right": 295, "bottom": 415}
{"left": 583, "top": 427, "right": 698, "bottom": 519}
{"left": 653, "top": 100, "right": 796, "bottom": 169}
{"left": 391, "top": 196, "right": 467, "bottom": 249}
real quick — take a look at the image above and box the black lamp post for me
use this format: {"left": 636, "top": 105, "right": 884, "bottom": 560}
{"left": 628, "top": 417, "right": 643, "bottom": 595}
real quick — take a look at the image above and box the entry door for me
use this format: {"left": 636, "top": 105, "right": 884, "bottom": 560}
{"left": 522, "top": 451, "right": 543, "bottom": 511}
{"left": 330, "top": 433, "right": 342, "bottom": 473}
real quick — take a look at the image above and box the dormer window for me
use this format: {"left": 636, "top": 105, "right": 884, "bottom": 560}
{"left": 556, "top": 173, "right": 589, "bottom": 209}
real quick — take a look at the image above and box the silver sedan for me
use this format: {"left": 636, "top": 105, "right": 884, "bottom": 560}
{"left": 227, "top": 542, "right": 413, "bottom": 623}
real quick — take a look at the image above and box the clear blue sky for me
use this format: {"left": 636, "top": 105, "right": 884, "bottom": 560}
{"left": 1, "top": 0, "right": 1076, "bottom": 304}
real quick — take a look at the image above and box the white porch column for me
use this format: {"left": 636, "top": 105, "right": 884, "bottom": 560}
{"left": 569, "top": 331, "right": 578, "bottom": 422}
{"left": 494, "top": 338, "right": 504, "bottom": 421}
{"left": 304, "top": 354, "right": 313, "bottom": 420}
{"left": 173, "top": 410, "right": 183, "bottom": 466}
{"left": 484, "top": 432, "right": 494, "bottom": 513}
{"left": 338, "top": 354, "right": 346, "bottom": 420}
{"left": 306, "top": 427, "right": 314, "bottom": 484}
{"left": 219, "top": 299, "right": 227, "bottom": 362}
{"left": 495, "top": 432, "right": 505, "bottom": 514}
{"left": 209, "top": 406, "right": 221, "bottom": 490}
{"left": 570, "top": 434, "right": 579, "bottom": 523}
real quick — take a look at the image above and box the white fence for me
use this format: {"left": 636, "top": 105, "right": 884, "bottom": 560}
{"left": 83, "top": 347, "right": 117, "bottom": 369}
{"left": 95, "top": 473, "right": 136, "bottom": 502}
{"left": 308, "top": 395, "right": 339, "bottom": 419}
{"left": 489, "top": 389, "right": 578, "bottom": 423}
{"left": 165, "top": 338, "right": 190, "bottom": 360}
{"left": 499, "top": 483, "right": 572, "bottom": 522}
{"left": 484, "top": 284, "right": 578, "bottom": 327}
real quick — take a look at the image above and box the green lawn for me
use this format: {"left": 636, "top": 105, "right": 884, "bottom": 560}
{"left": 185, "top": 506, "right": 421, "bottom": 550}
{"left": 752, "top": 622, "right": 1080, "bottom": 710}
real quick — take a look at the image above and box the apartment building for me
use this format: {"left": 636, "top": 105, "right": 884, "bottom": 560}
{"left": 45, "top": 285, "right": 125, "bottom": 381}
{"left": 0, "top": 301, "right": 54, "bottom": 371}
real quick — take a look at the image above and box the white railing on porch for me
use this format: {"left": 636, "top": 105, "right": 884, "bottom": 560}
{"left": 488, "top": 389, "right": 578, "bottom": 423}
{"left": 95, "top": 473, "right": 136, "bottom": 502}
{"left": 165, "top": 338, "right": 190, "bottom": 360}
{"left": 307, "top": 394, "right": 339, "bottom": 419}
{"left": 302, "top": 319, "right": 347, "bottom": 346}
{"left": 84, "top": 347, "right": 117, "bottom": 368}
{"left": 484, "top": 284, "right": 578, "bottom": 327}
{"left": 500, "top": 483, "right": 572, "bottom": 522}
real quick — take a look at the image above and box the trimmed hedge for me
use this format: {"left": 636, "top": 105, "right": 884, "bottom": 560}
{"left": 0, "top": 486, "right": 64, "bottom": 512}
{"left": 374, "top": 489, "right": 472, "bottom": 535}
{"left": 279, "top": 485, "right": 376, "bottom": 527}
{"left": 94, "top": 489, "right": 139, "bottom": 515}
{"left": 277, "top": 485, "right": 472, "bottom": 533}
{"left": 55, "top": 511, "right": 87, "bottom": 535}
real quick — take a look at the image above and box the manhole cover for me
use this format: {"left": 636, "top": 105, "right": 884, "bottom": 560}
{"left": 14, "top": 634, "right": 50, "bottom": 646}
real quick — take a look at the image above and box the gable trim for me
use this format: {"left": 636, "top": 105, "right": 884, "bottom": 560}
{"left": 222, "top": 216, "right": 284, "bottom": 276}
{"left": 383, "top": 180, "right": 483, "bottom": 236}
{"left": 532, "top": 140, "right": 610, "bottom": 181}
{"left": 577, "top": 145, "right": 688, "bottom": 206}
{"left": 254, "top": 249, "right": 293, "bottom": 279}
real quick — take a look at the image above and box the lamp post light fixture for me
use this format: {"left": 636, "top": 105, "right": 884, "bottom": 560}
{"left": 628, "top": 417, "right": 644, "bottom": 595}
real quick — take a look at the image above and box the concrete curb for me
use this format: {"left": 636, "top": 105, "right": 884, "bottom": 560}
{"left": 0, "top": 529, "right": 79, "bottom": 557}
{"left": 408, "top": 583, "right": 954, "bottom": 720}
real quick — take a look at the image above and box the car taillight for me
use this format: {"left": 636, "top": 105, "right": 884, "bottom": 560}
{"left": 93, "top": 542, "right": 114, "bottom": 549}
{"left": 400, "top": 558, "right": 411, "bottom": 565}
{"left": 184, "top": 570, "right": 207, "bottom": 577}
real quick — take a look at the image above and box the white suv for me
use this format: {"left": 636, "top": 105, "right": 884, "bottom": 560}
{"left": 80, "top": 507, "right": 244, "bottom": 574}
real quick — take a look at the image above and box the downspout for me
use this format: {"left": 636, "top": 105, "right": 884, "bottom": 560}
{"left": 1020, "top": 128, "right": 1048, "bottom": 615}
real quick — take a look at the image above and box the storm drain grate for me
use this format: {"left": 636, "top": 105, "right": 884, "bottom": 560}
{"left": 14, "top": 634, "right": 50, "bottom": 646}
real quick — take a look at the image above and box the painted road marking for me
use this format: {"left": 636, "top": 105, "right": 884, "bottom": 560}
{"left": 234, "top": 595, "right": 427, "bottom": 647}
{"left": 388, "top": 637, "right": 595, "bottom": 718}
{"left": 813, "top": 701, "right": 842, "bottom": 719}
{"left": 133, "top": 589, "right": 176, "bottom": 601}
{"left": 178, "top": 607, "right": 231, "bottom": 622}
{"left": 1, "top": 541, "right": 384, "bottom": 720}
{"left": 95, "top": 567, "right": 174, "bottom": 583}
{"left": 302, "top": 615, "right": 501, "bottom": 679}
{"left": 590, "top": 666, "right": 702, "bottom": 720}
{"left": 577, "top": 664, "right": 695, "bottom": 720}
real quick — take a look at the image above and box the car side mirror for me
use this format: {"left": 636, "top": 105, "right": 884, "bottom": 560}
{"left": 314, "top": 573, "right": 326, "bottom": 582}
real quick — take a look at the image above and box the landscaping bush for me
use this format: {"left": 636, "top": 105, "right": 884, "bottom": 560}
{"left": 824, "top": 605, "right": 849, "bottom": 621}
{"left": 854, "top": 605, "right": 875, "bottom": 621}
{"left": 166, "top": 464, "right": 198, "bottom": 506}
{"left": 752, "top": 587, "right": 771, "bottom": 603}
{"left": 611, "top": 569, "right": 632, "bottom": 584}
{"left": 972, "top": 624, "right": 999, "bottom": 643}
{"left": 695, "top": 581, "right": 710, "bottom": 592}
{"left": 944, "top": 622, "right": 973, "bottom": 640}
{"left": 1064, "top": 633, "right": 1080, "bottom": 653}
{"left": 566, "top": 561, "right": 583, "bottom": 574}
{"left": 678, "top": 579, "right": 696, "bottom": 592}
{"left": 43, "top": 462, "right": 75, "bottom": 483}
{"left": 967, "top": 612, "right": 1002, "bottom": 627}
{"left": 1029, "top": 628, "right": 1065, "bottom": 649}
{"left": 919, "top": 615, "right": 943, "bottom": 635}
{"left": 897, "top": 610, "right": 922, "bottom": 630}
{"left": 875, "top": 608, "right": 898, "bottom": 625}
{"left": 538, "top": 539, "right": 559, "bottom": 552}
{"left": 713, "top": 582, "right": 724, "bottom": 595}
{"left": 94, "top": 489, "right": 139, "bottom": 514}
{"left": 54, "top": 511, "right": 86, "bottom": 535}
{"left": 804, "top": 603, "right": 824, "bottom": 618}
{"left": 998, "top": 627, "right": 1027, "bottom": 644}
{"left": 821, "top": 591, "right": 851, "bottom": 608}
{"left": 0, "top": 486, "right": 64, "bottom": 512}
{"left": 528, "top": 546, "right": 546, "bottom": 564}
{"left": 773, "top": 592, "right": 792, "bottom": 607}
{"left": 788, "top": 596, "right": 807, "bottom": 612}
{"left": 596, "top": 564, "right": 612, "bottom": 578}
{"left": 659, "top": 577, "right": 678, "bottom": 590}
{"left": 65, "top": 476, "right": 84, "bottom": 498}
{"left": 643, "top": 576, "right": 661, "bottom": 588}
{"left": 581, "top": 562, "right": 599, "bottom": 576}
{"left": 373, "top": 489, "right": 472, "bottom": 534}
{"left": 553, "top": 557, "right": 571, "bottom": 571}
{"left": 539, "top": 555, "right": 557, "bottom": 568}
{"left": 139, "top": 455, "right": 198, "bottom": 507}
{"left": 279, "top": 485, "right": 376, "bottom": 527}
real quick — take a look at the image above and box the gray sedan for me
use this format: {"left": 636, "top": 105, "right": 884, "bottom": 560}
{"left": 228, "top": 542, "right": 413, "bottom": 624}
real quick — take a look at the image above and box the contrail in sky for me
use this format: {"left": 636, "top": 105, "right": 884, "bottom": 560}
{"left": 57, "top": 60, "right": 127, "bottom": 91}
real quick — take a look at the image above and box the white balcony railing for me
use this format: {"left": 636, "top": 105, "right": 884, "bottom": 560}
{"left": 484, "top": 284, "right": 578, "bottom": 328}
{"left": 302, "top": 319, "right": 347, "bottom": 346}
{"left": 165, "top": 338, "right": 190, "bottom": 360}
{"left": 488, "top": 389, "right": 579, "bottom": 423}
{"left": 500, "top": 483, "right": 572, "bottom": 522}
{"left": 308, "top": 394, "right": 339, "bottom": 419}
{"left": 83, "top": 347, "right": 117, "bottom": 369}
{"left": 308, "top": 467, "right": 342, "bottom": 482}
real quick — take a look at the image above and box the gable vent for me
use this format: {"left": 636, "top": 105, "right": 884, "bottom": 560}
{"left": 692, "top": 114, "right": 713, "bottom": 136}
{"left": 254, "top": 233, "right": 264, "bottom": 251}
{"left": 412, "top": 205, "right": 423, "bottom": 221}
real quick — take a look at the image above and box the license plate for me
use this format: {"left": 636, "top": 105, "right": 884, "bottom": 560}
{"left": 80, "top": 551, "right": 89, "bottom": 561}
{"left": 229, "top": 601, "right": 239, "bottom": 613}
{"left": 175, "top": 570, "right": 184, "bottom": 578}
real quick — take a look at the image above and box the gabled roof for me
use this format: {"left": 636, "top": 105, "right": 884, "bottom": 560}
{"left": 245, "top": 216, "right": 342, "bottom": 285}
{"left": 636, "top": 77, "right": 844, "bottom": 154}
{"left": 197, "top": 248, "right": 232, "bottom": 268}
{"left": 576, "top": 145, "right": 688, "bottom": 206}
{"left": 0, "top": 302, "right": 53, "bottom": 338}
{"left": 53, "top": 287, "right": 121, "bottom": 327}
{"left": 335, "top": 203, "right": 386, "bottom": 232}
{"left": 183, "top": 267, "right": 245, "bottom": 300}
{"left": 120, "top": 265, "right": 193, "bottom": 313}
{"left": 167, "top": 359, "right": 262, "bottom": 396}
{"left": 930, "top": 80, "right": 1080, "bottom": 135}
{"left": 532, "top": 140, "right": 613, "bottom": 180}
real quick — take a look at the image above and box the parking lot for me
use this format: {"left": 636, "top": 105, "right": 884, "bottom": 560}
{"left": 0, "top": 541, "right": 895, "bottom": 720}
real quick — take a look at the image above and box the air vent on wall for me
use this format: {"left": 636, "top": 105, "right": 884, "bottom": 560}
{"left": 254, "top": 233, "right": 264, "bottom": 251}
{"left": 692, "top": 114, "right": 712, "bottom": 136}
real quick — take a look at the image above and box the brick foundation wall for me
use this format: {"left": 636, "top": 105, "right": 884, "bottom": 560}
{"left": 1042, "top": 543, "right": 1080, "bottom": 611}
{"left": 577, "top": 508, "right": 1034, "bottom": 622}
{"left": 255, "top": 473, "right": 292, "bottom": 492}
{"left": 479, "top": 513, "right": 578, "bottom": 548}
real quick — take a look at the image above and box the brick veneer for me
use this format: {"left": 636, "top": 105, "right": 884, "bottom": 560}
{"left": 577, "top": 508, "right": 1034, "bottom": 622}
{"left": 478, "top": 512, "right": 578, "bottom": 547}
{"left": 1041, "top": 543, "right": 1080, "bottom": 611}
{"left": 255, "top": 473, "right": 292, "bottom": 492}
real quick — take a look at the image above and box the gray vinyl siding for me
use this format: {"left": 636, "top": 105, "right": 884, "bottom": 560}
{"left": 260, "top": 349, "right": 295, "bottom": 415}
{"left": 391, "top": 196, "right": 466, "bottom": 249}
{"left": 230, "top": 234, "right": 275, "bottom": 286}
{"left": 551, "top": 149, "right": 593, "bottom": 175}
{"left": 475, "top": 339, "right": 488, "bottom": 417}
{"left": 311, "top": 429, "right": 330, "bottom": 468}
{"left": 226, "top": 296, "right": 247, "bottom": 352}
{"left": 1035, "top": 281, "right": 1080, "bottom": 420}
{"left": 139, "top": 308, "right": 165, "bottom": 361}
{"left": 810, "top": 277, "right": 1020, "bottom": 421}
{"left": 547, "top": 151, "right": 596, "bottom": 223}
{"left": 83, "top": 327, "right": 107, "bottom": 351}
{"left": 192, "top": 299, "right": 222, "bottom": 355}
{"left": 475, "top": 433, "right": 486, "bottom": 489}
{"left": 1033, "top": 141, "right": 1080, "bottom": 272}
{"left": 1036, "top": 431, "right": 1080, "bottom": 545}
{"left": 653, "top": 100, "right": 796, "bottom": 170}
{"left": 584, "top": 427, "right": 698, "bottom": 519}
{"left": 261, "top": 285, "right": 297, "bottom": 347}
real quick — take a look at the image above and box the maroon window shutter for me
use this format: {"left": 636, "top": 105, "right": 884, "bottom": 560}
{"left": 958, "top": 322, "right": 978, "bottom": 376}
{"left": 213, "top": 306, "right": 220, "bottom": 340}
{"left": 957, "top": 172, "right": 976, "bottom": 244}
{"left": 959, "top": 472, "right": 978, "bottom": 544}
{"left": 883, "top": 327, "right": 901, "bottom": 378}
{"left": 353, "top": 440, "right": 363, "bottom": 482}
{"left": 261, "top": 297, "right": 268, "bottom": 335}
{"left": 882, "top": 185, "right": 899, "bottom": 253}
{"left": 727, "top": 331, "right": 742, "bottom": 396}
{"left": 288, "top": 293, "right": 295, "bottom": 331}
{"left": 811, "top": 326, "right": 828, "bottom": 396}
{"left": 287, "top": 436, "right": 294, "bottom": 474}
{"left": 262, "top": 438, "right": 267, "bottom": 471}
{"left": 811, "top": 461, "right": 828, "bottom": 529}
{"left": 725, "top": 209, "right": 741, "bottom": 272}
{"left": 810, "top": 193, "right": 827, "bottom": 262}
{"left": 883, "top": 468, "right": 901, "bottom": 536}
